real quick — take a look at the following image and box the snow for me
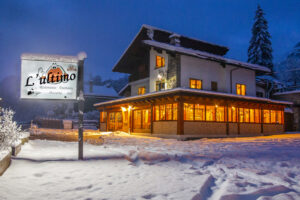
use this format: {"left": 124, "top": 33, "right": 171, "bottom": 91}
{"left": 1, "top": 132, "right": 300, "bottom": 199}
{"left": 94, "top": 87, "right": 292, "bottom": 107}
{"left": 143, "top": 39, "right": 271, "bottom": 73}
{"left": 84, "top": 84, "right": 118, "bottom": 97}
{"left": 21, "top": 53, "right": 79, "bottom": 63}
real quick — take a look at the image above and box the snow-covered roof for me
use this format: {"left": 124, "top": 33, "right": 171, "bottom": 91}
{"left": 143, "top": 40, "right": 270, "bottom": 73}
{"left": 21, "top": 53, "right": 82, "bottom": 63}
{"left": 94, "top": 87, "right": 292, "bottom": 107}
{"left": 84, "top": 84, "right": 118, "bottom": 97}
{"left": 273, "top": 90, "right": 300, "bottom": 96}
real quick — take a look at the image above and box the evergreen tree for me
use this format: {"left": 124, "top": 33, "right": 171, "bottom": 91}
{"left": 248, "top": 5, "right": 273, "bottom": 72}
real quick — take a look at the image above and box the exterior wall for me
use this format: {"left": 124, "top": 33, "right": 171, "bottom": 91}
{"left": 184, "top": 122, "right": 227, "bottom": 136}
{"left": 263, "top": 124, "right": 284, "bottom": 134}
{"left": 130, "top": 78, "right": 150, "bottom": 96}
{"left": 153, "top": 121, "right": 177, "bottom": 135}
{"left": 180, "top": 55, "right": 256, "bottom": 96}
{"left": 239, "top": 124, "right": 261, "bottom": 135}
{"left": 149, "top": 48, "right": 169, "bottom": 92}
{"left": 100, "top": 123, "right": 106, "bottom": 132}
{"left": 229, "top": 123, "right": 238, "bottom": 135}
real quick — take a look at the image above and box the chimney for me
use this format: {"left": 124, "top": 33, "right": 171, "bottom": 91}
{"left": 169, "top": 34, "right": 181, "bottom": 46}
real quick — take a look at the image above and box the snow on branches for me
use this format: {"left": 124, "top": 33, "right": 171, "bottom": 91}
{"left": 0, "top": 108, "right": 22, "bottom": 151}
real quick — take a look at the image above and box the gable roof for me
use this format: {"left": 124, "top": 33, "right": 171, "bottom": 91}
{"left": 112, "top": 24, "right": 270, "bottom": 74}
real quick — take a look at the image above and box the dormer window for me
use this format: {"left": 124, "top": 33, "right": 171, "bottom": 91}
{"left": 236, "top": 84, "right": 246, "bottom": 95}
{"left": 156, "top": 56, "right": 165, "bottom": 68}
{"left": 190, "top": 79, "right": 202, "bottom": 89}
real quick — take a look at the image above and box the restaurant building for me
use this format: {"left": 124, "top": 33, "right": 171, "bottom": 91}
{"left": 94, "top": 25, "right": 291, "bottom": 138}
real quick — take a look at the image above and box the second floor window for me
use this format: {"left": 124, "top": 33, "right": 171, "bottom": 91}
{"left": 211, "top": 81, "right": 218, "bottom": 91}
{"left": 138, "top": 87, "right": 146, "bottom": 95}
{"left": 236, "top": 84, "right": 246, "bottom": 95}
{"left": 156, "top": 56, "right": 165, "bottom": 68}
{"left": 190, "top": 79, "right": 202, "bottom": 89}
{"left": 156, "top": 80, "right": 165, "bottom": 91}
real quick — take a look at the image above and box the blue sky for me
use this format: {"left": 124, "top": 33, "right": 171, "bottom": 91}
{"left": 0, "top": 0, "right": 299, "bottom": 81}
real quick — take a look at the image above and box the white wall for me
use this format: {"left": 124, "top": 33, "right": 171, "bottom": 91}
{"left": 130, "top": 78, "right": 149, "bottom": 96}
{"left": 180, "top": 55, "right": 256, "bottom": 96}
{"left": 149, "top": 47, "right": 169, "bottom": 93}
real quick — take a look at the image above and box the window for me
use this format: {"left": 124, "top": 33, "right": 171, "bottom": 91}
{"left": 277, "top": 110, "right": 283, "bottom": 124}
{"left": 154, "top": 103, "right": 177, "bottom": 121}
{"left": 206, "top": 106, "right": 216, "bottom": 121}
{"left": 271, "top": 110, "right": 276, "bottom": 123}
{"left": 134, "top": 109, "right": 151, "bottom": 130}
{"left": 244, "top": 108, "right": 250, "bottom": 123}
{"left": 133, "top": 110, "right": 142, "bottom": 129}
{"left": 190, "top": 79, "right": 202, "bottom": 89}
{"left": 236, "top": 84, "right": 246, "bottom": 96}
{"left": 211, "top": 81, "right": 218, "bottom": 91}
{"left": 250, "top": 109, "right": 255, "bottom": 123}
{"left": 255, "top": 109, "right": 260, "bottom": 123}
{"left": 216, "top": 106, "right": 225, "bottom": 122}
{"left": 263, "top": 110, "right": 270, "bottom": 123}
{"left": 239, "top": 108, "right": 244, "bottom": 123}
{"left": 195, "top": 104, "right": 205, "bottom": 121}
{"left": 100, "top": 112, "right": 107, "bottom": 123}
{"left": 159, "top": 105, "right": 166, "bottom": 120}
{"left": 184, "top": 103, "right": 194, "bottom": 120}
{"left": 138, "top": 87, "right": 146, "bottom": 95}
{"left": 156, "top": 80, "right": 165, "bottom": 91}
{"left": 156, "top": 56, "right": 165, "bottom": 68}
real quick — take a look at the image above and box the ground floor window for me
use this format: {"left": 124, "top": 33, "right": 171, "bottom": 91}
{"left": 133, "top": 109, "right": 151, "bottom": 129}
{"left": 155, "top": 103, "right": 177, "bottom": 121}
{"left": 263, "top": 109, "right": 283, "bottom": 124}
{"left": 108, "top": 112, "right": 122, "bottom": 131}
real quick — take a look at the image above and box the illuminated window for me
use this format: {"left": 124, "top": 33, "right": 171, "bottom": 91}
{"left": 255, "top": 109, "right": 260, "bottom": 123}
{"left": 195, "top": 104, "right": 205, "bottom": 121}
{"left": 232, "top": 107, "right": 237, "bottom": 122}
{"left": 156, "top": 80, "right": 165, "bottom": 91}
{"left": 184, "top": 103, "right": 194, "bottom": 121}
{"left": 155, "top": 105, "right": 159, "bottom": 121}
{"left": 239, "top": 108, "right": 244, "bottom": 123}
{"left": 236, "top": 84, "right": 246, "bottom": 95}
{"left": 190, "top": 79, "right": 202, "bottom": 89}
{"left": 216, "top": 106, "right": 225, "bottom": 122}
{"left": 271, "top": 110, "right": 276, "bottom": 123}
{"left": 277, "top": 110, "right": 283, "bottom": 124}
{"left": 206, "top": 106, "right": 216, "bottom": 121}
{"left": 159, "top": 105, "right": 166, "bottom": 120}
{"left": 100, "top": 112, "right": 107, "bottom": 123}
{"left": 156, "top": 56, "right": 165, "bottom": 68}
{"left": 263, "top": 110, "right": 270, "bottom": 123}
{"left": 133, "top": 110, "right": 142, "bottom": 129}
{"left": 154, "top": 104, "right": 177, "bottom": 121}
{"left": 138, "top": 87, "right": 146, "bottom": 95}
{"left": 250, "top": 109, "right": 255, "bottom": 123}
{"left": 166, "top": 104, "right": 173, "bottom": 120}
{"left": 173, "top": 104, "right": 178, "bottom": 120}
{"left": 244, "top": 109, "right": 250, "bottom": 123}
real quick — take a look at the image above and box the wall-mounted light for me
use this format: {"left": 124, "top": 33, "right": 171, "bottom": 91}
{"left": 121, "top": 107, "right": 127, "bottom": 112}
{"left": 128, "top": 105, "right": 132, "bottom": 110}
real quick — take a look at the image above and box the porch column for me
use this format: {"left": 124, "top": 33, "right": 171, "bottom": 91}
{"left": 177, "top": 98, "right": 184, "bottom": 135}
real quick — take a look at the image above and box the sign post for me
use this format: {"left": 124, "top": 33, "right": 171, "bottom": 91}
{"left": 77, "top": 53, "right": 86, "bottom": 160}
{"left": 20, "top": 52, "right": 87, "bottom": 160}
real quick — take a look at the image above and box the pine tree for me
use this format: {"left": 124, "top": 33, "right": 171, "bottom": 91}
{"left": 248, "top": 5, "right": 273, "bottom": 72}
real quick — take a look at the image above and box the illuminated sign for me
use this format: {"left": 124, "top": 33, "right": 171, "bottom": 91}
{"left": 20, "top": 54, "right": 79, "bottom": 100}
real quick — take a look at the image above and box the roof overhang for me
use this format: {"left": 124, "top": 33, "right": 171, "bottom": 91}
{"left": 94, "top": 88, "right": 292, "bottom": 108}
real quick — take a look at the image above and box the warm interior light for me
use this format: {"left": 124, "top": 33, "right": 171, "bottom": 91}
{"left": 215, "top": 105, "right": 218, "bottom": 108}
{"left": 121, "top": 107, "right": 127, "bottom": 112}
{"left": 128, "top": 106, "right": 132, "bottom": 110}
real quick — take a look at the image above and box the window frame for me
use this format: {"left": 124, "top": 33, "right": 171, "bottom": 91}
{"left": 138, "top": 86, "right": 146, "bottom": 95}
{"left": 189, "top": 78, "right": 202, "bottom": 90}
{"left": 155, "top": 55, "right": 165, "bottom": 68}
{"left": 236, "top": 83, "right": 246, "bottom": 96}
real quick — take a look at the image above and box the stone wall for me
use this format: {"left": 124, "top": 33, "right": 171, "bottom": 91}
{"left": 240, "top": 124, "right": 261, "bottom": 135}
{"left": 100, "top": 123, "right": 106, "bottom": 132}
{"left": 263, "top": 124, "right": 284, "bottom": 134}
{"left": 153, "top": 121, "right": 177, "bottom": 135}
{"left": 167, "top": 53, "right": 180, "bottom": 89}
{"left": 184, "top": 122, "right": 227, "bottom": 136}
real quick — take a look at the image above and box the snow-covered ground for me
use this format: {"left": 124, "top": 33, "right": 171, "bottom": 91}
{"left": 1, "top": 132, "right": 300, "bottom": 200}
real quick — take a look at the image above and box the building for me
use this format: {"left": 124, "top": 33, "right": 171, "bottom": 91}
{"left": 94, "top": 25, "right": 291, "bottom": 138}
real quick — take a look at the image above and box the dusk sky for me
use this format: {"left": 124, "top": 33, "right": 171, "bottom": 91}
{"left": 0, "top": 0, "right": 299, "bottom": 81}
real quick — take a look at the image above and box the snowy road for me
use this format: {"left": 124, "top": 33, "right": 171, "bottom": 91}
{"left": 0, "top": 133, "right": 300, "bottom": 200}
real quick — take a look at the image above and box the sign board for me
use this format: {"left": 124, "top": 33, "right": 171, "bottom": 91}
{"left": 20, "top": 54, "right": 79, "bottom": 100}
